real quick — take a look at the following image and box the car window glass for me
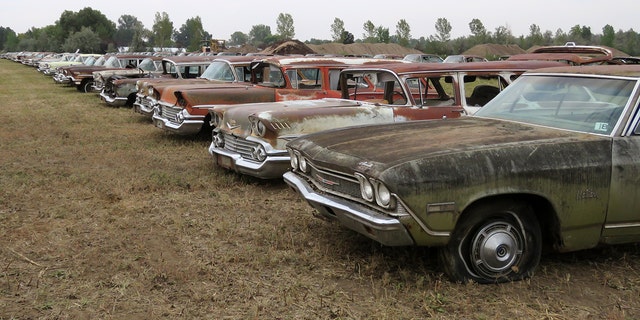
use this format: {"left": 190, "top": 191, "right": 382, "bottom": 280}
{"left": 288, "top": 68, "right": 323, "bottom": 90}
{"left": 476, "top": 75, "right": 635, "bottom": 135}
{"left": 201, "top": 61, "right": 236, "bottom": 81}
{"left": 464, "top": 75, "right": 502, "bottom": 107}
{"left": 329, "top": 69, "right": 341, "bottom": 90}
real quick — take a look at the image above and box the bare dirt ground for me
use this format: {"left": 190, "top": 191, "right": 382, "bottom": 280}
{"left": 1, "top": 59, "right": 640, "bottom": 319}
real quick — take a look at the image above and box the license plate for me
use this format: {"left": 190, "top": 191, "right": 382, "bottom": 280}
{"left": 216, "top": 154, "right": 233, "bottom": 169}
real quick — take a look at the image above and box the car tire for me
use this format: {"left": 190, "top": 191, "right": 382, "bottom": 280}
{"left": 439, "top": 199, "right": 541, "bottom": 283}
{"left": 79, "top": 80, "right": 94, "bottom": 93}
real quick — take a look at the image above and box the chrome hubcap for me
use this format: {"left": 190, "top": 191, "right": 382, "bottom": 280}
{"left": 471, "top": 221, "right": 524, "bottom": 278}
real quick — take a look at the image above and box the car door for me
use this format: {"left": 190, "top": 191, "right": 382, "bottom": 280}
{"left": 602, "top": 101, "right": 640, "bottom": 243}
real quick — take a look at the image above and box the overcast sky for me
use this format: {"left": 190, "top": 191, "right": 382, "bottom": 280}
{"left": 1, "top": 0, "right": 635, "bottom": 42}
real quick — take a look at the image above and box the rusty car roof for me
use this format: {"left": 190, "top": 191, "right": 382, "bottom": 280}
{"left": 161, "top": 55, "right": 223, "bottom": 64}
{"left": 340, "top": 60, "right": 568, "bottom": 75}
{"left": 252, "top": 56, "right": 410, "bottom": 68}
{"left": 523, "top": 64, "right": 640, "bottom": 77}
{"left": 507, "top": 44, "right": 613, "bottom": 65}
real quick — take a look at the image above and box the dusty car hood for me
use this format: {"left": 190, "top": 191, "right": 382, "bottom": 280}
{"left": 291, "top": 116, "right": 608, "bottom": 174}
{"left": 220, "top": 99, "right": 368, "bottom": 134}
{"left": 175, "top": 85, "right": 276, "bottom": 109}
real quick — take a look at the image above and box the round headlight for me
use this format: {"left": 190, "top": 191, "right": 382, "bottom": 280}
{"left": 176, "top": 110, "right": 186, "bottom": 123}
{"left": 254, "top": 121, "right": 267, "bottom": 137}
{"left": 147, "top": 87, "right": 154, "bottom": 96}
{"left": 252, "top": 145, "right": 267, "bottom": 162}
{"left": 290, "top": 151, "right": 299, "bottom": 170}
{"left": 211, "top": 112, "right": 222, "bottom": 127}
{"left": 213, "top": 133, "right": 225, "bottom": 148}
{"left": 375, "top": 182, "right": 391, "bottom": 207}
{"left": 361, "top": 179, "right": 374, "bottom": 202}
{"left": 299, "top": 156, "right": 308, "bottom": 173}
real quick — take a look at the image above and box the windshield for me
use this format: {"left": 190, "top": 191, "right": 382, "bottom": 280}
{"left": 104, "top": 56, "right": 121, "bottom": 68}
{"left": 93, "top": 56, "right": 106, "bottom": 66}
{"left": 475, "top": 74, "right": 636, "bottom": 135}
{"left": 200, "top": 60, "right": 236, "bottom": 81}
{"left": 138, "top": 58, "right": 158, "bottom": 71}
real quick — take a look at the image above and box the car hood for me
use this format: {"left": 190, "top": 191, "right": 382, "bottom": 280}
{"left": 174, "top": 85, "right": 276, "bottom": 109}
{"left": 290, "top": 116, "right": 607, "bottom": 175}
{"left": 216, "top": 99, "right": 380, "bottom": 148}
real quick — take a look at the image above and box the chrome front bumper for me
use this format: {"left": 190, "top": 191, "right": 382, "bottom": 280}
{"left": 99, "top": 91, "right": 128, "bottom": 107}
{"left": 209, "top": 143, "right": 290, "bottom": 179}
{"left": 283, "top": 171, "right": 414, "bottom": 246}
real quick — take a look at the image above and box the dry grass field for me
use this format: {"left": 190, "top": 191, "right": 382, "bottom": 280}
{"left": 1, "top": 59, "right": 640, "bottom": 319}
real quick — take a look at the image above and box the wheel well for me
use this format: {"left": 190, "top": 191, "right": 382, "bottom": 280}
{"left": 460, "top": 194, "right": 562, "bottom": 253}
{"left": 126, "top": 93, "right": 137, "bottom": 106}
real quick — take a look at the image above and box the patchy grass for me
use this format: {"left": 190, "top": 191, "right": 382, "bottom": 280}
{"left": 1, "top": 59, "right": 640, "bottom": 319}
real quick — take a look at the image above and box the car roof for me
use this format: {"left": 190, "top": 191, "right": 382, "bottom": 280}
{"left": 341, "top": 60, "right": 568, "bottom": 75}
{"left": 161, "top": 55, "right": 221, "bottom": 63}
{"left": 252, "top": 56, "right": 410, "bottom": 67}
{"left": 524, "top": 64, "right": 640, "bottom": 77}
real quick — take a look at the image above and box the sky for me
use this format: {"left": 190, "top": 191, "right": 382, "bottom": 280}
{"left": 1, "top": 0, "right": 636, "bottom": 42}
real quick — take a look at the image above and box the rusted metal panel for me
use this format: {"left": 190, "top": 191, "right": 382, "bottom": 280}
{"left": 507, "top": 44, "right": 613, "bottom": 65}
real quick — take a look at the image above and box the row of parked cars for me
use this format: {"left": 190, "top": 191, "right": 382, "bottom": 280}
{"left": 8, "top": 44, "right": 640, "bottom": 284}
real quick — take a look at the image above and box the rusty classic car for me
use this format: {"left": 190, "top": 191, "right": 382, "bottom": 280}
{"left": 93, "top": 55, "right": 164, "bottom": 95}
{"left": 207, "top": 60, "right": 565, "bottom": 179}
{"left": 132, "top": 55, "right": 255, "bottom": 116}
{"left": 100, "top": 55, "right": 236, "bottom": 108}
{"left": 151, "top": 56, "right": 405, "bottom": 136}
{"left": 54, "top": 54, "right": 151, "bottom": 92}
{"left": 283, "top": 64, "right": 640, "bottom": 283}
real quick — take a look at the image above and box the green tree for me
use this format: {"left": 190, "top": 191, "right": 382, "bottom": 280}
{"left": 0, "top": 26, "right": 18, "bottom": 51}
{"left": 151, "top": 12, "right": 174, "bottom": 50}
{"left": 493, "top": 25, "right": 514, "bottom": 44}
{"left": 228, "top": 31, "right": 249, "bottom": 46}
{"left": 174, "top": 16, "right": 209, "bottom": 52}
{"left": 395, "top": 19, "right": 411, "bottom": 47}
{"left": 57, "top": 7, "right": 116, "bottom": 51}
{"left": 601, "top": 24, "right": 615, "bottom": 47}
{"left": 615, "top": 29, "right": 639, "bottom": 56}
{"left": 580, "top": 26, "right": 593, "bottom": 43}
{"left": 363, "top": 20, "right": 376, "bottom": 43}
{"left": 249, "top": 24, "right": 272, "bottom": 48}
{"left": 129, "top": 24, "right": 149, "bottom": 52}
{"left": 376, "top": 26, "right": 390, "bottom": 43}
{"left": 62, "top": 27, "right": 101, "bottom": 53}
{"left": 433, "top": 18, "right": 452, "bottom": 42}
{"left": 114, "top": 15, "right": 143, "bottom": 48}
{"left": 567, "top": 25, "right": 593, "bottom": 44}
{"left": 341, "top": 31, "right": 354, "bottom": 44}
{"left": 469, "top": 18, "right": 487, "bottom": 44}
{"left": 276, "top": 13, "right": 295, "bottom": 39}
{"left": 554, "top": 28, "right": 568, "bottom": 45}
{"left": 527, "top": 24, "right": 543, "bottom": 46}
{"left": 330, "top": 18, "right": 345, "bottom": 42}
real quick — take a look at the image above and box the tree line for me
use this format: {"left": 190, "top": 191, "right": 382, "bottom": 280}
{"left": 0, "top": 7, "right": 638, "bottom": 57}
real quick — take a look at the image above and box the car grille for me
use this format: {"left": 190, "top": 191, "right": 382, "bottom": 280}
{"left": 159, "top": 105, "right": 180, "bottom": 123}
{"left": 222, "top": 133, "right": 257, "bottom": 159}
{"left": 103, "top": 81, "right": 114, "bottom": 95}
{"left": 305, "top": 162, "right": 361, "bottom": 200}
{"left": 303, "top": 160, "right": 409, "bottom": 217}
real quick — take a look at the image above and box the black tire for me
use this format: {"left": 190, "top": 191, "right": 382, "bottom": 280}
{"left": 439, "top": 199, "right": 541, "bottom": 284}
{"left": 79, "top": 80, "right": 94, "bottom": 93}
